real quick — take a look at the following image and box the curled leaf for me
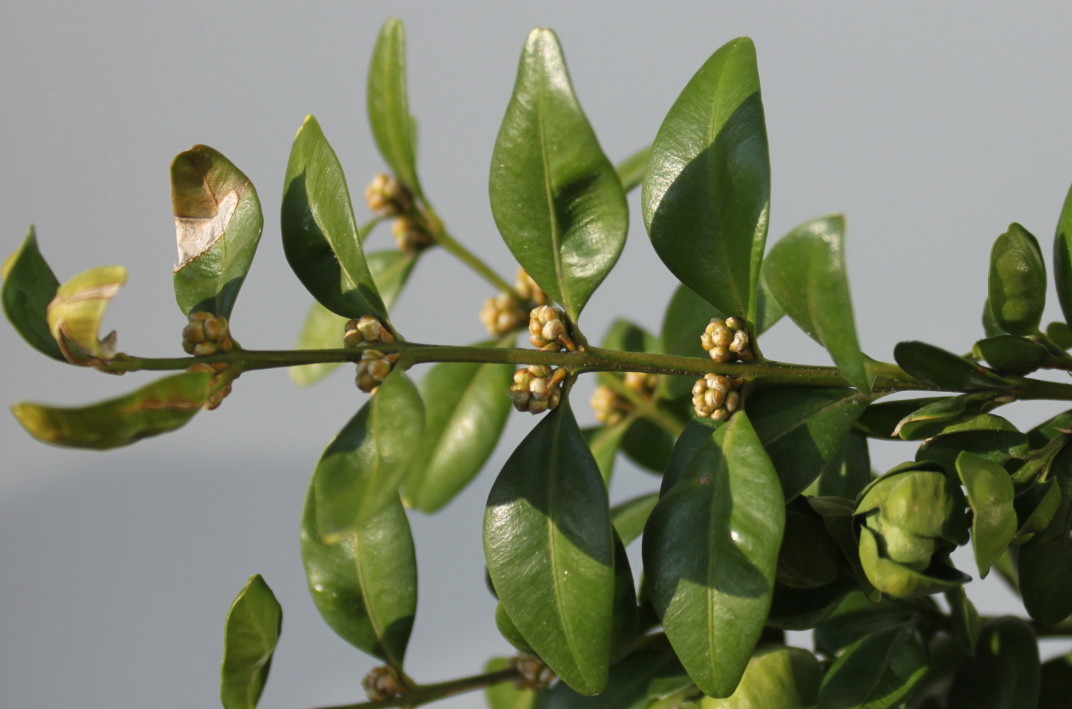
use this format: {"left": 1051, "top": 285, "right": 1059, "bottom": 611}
{"left": 46, "top": 265, "right": 126, "bottom": 366}
{"left": 1, "top": 227, "right": 64, "bottom": 360}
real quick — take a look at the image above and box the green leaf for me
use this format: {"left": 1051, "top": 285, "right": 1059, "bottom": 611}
{"left": 312, "top": 371, "right": 424, "bottom": 539}
{"left": 853, "top": 397, "right": 948, "bottom": 439}
{"left": 989, "top": 222, "right": 1046, "bottom": 336}
{"left": 534, "top": 650, "right": 684, "bottom": 709}
{"left": 945, "top": 586, "right": 981, "bottom": 655}
{"left": 367, "top": 18, "right": 423, "bottom": 198}
{"left": 610, "top": 493, "right": 659, "bottom": 547}
{"left": 768, "top": 579, "right": 851, "bottom": 631}
{"left": 486, "top": 657, "right": 536, "bottom": 709}
{"left": 857, "top": 527, "right": 970, "bottom": 598}
{"left": 1018, "top": 444, "right": 1072, "bottom": 625}
{"left": 973, "top": 335, "right": 1050, "bottom": 375}
{"left": 609, "top": 532, "right": 639, "bottom": 663}
{"left": 484, "top": 402, "right": 615, "bottom": 695}
{"left": 46, "top": 265, "right": 126, "bottom": 365}
{"left": 642, "top": 37, "right": 769, "bottom": 323}
{"left": 281, "top": 115, "right": 388, "bottom": 322}
{"left": 642, "top": 412, "right": 784, "bottom": 697}
{"left": 1047, "top": 320, "right": 1072, "bottom": 349}
{"left": 171, "top": 145, "right": 263, "bottom": 318}
{"left": 955, "top": 452, "right": 1016, "bottom": 577}
{"left": 755, "top": 266, "right": 786, "bottom": 335}
{"left": 894, "top": 340, "right": 1011, "bottom": 390}
{"left": 495, "top": 603, "right": 534, "bottom": 655}
{"left": 489, "top": 28, "right": 627, "bottom": 322}
{"left": 582, "top": 423, "right": 626, "bottom": 485}
{"left": 660, "top": 416, "right": 721, "bottom": 494}
{"left": 807, "top": 497, "right": 879, "bottom": 601}
{"left": 11, "top": 372, "right": 212, "bottom": 449}
{"left": 1054, "top": 184, "right": 1072, "bottom": 327}
{"left": 615, "top": 145, "right": 651, "bottom": 194}
{"left": 1039, "top": 652, "right": 1072, "bottom": 707}
{"left": 220, "top": 575, "right": 281, "bottom": 709}
{"left": 300, "top": 487, "right": 415, "bottom": 666}
{"left": 402, "top": 344, "right": 514, "bottom": 513}
{"left": 764, "top": 215, "right": 870, "bottom": 391}
{"left": 814, "top": 592, "right": 915, "bottom": 655}
{"left": 916, "top": 419, "right": 1028, "bottom": 472}
{"left": 746, "top": 386, "right": 873, "bottom": 499}
{"left": 702, "top": 646, "right": 822, "bottom": 709}
{"left": 817, "top": 625, "right": 927, "bottom": 709}
{"left": 1, "top": 227, "right": 63, "bottom": 360}
{"left": 621, "top": 417, "right": 675, "bottom": 475}
{"left": 947, "top": 616, "right": 1040, "bottom": 708}
{"left": 776, "top": 507, "right": 842, "bottom": 589}
{"left": 893, "top": 393, "right": 998, "bottom": 441}
{"left": 803, "top": 431, "right": 872, "bottom": 499}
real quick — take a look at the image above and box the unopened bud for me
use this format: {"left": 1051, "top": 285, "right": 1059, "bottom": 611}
{"left": 364, "top": 173, "right": 413, "bottom": 216}
{"left": 362, "top": 665, "right": 407, "bottom": 702}
{"left": 528, "top": 305, "right": 575, "bottom": 351}
{"left": 591, "top": 385, "right": 629, "bottom": 426}
{"left": 355, "top": 349, "right": 400, "bottom": 394}
{"left": 509, "top": 365, "right": 565, "bottom": 414}
{"left": 391, "top": 216, "right": 433, "bottom": 253}
{"left": 514, "top": 268, "right": 549, "bottom": 306}
{"left": 343, "top": 315, "right": 394, "bottom": 348}
{"left": 692, "top": 373, "right": 743, "bottom": 419}
{"left": 700, "top": 317, "right": 753, "bottom": 363}
{"left": 480, "top": 292, "right": 527, "bottom": 336}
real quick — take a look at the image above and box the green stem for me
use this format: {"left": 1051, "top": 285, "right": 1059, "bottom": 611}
{"left": 309, "top": 666, "right": 522, "bottom": 709}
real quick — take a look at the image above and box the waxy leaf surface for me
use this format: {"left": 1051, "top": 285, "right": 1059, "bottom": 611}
{"left": 12, "top": 371, "right": 212, "bottom": 449}
{"left": 219, "top": 575, "right": 281, "bottom": 709}
{"left": 312, "top": 371, "right": 424, "bottom": 538}
{"left": 643, "top": 38, "right": 769, "bottom": 322}
{"left": 1054, "top": 183, "right": 1072, "bottom": 327}
{"left": 817, "top": 625, "right": 927, "bottom": 709}
{"left": 282, "top": 116, "right": 388, "bottom": 322}
{"left": 485, "top": 657, "right": 537, "bottom": 709}
{"left": 948, "top": 616, "right": 1040, "bottom": 708}
{"left": 1, "top": 228, "right": 63, "bottom": 360}
{"left": 642, "top": 412, "right": 784, "bottom": 698}
{"left": 489, "top": 28, "right": 626, "bottom": 322}
{"left": 702, "top": 646, "right": 822, "bottom": 709}
{"left": 300, "top": 487, "right": 415, "bottom": 666}
{"left": 765, "top": 215, "right": 870, "bottom": 391}
{"left": 894, "top": 340, "right": 1010, "bottom": 390}
{"left": 534, "top": 650, "right": 684, "bottom": 709}
{"left": 171, "top": 145, "right": 263, "bottom": 318}
{"left": 484, "top": 403, "right": 614, "bottom": 695}
{"left": 47, "top": 265, "right": 125, "bottom": 365}
{"left": 989, "top": 222, "right": 1045, "bottom": 336}
{"left": 368, "top": 18, "right": 423, "bottom": 198}
{"left": 1018, "top": 444, "right": 1072, "bottom": 624}
{"left": 955, "top": 452, "right": 1016, "bottom": 577}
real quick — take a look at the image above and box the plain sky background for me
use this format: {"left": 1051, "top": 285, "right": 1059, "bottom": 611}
{"left": 4, "top": 2, "right": 1072, "bottom": 707}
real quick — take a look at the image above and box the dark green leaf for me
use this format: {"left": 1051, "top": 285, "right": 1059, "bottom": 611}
{"left": 219, "top": 575, "right": 281, "bottom": 709}
{"left": 853, "top": 397, "right": 948, "bottom": 439}
{"left": 955, "top": 452, "right": 1016, "bottom": 577}
{"left": 46, "top": 265, "right": 125, "bottom": 366}
{"left": 281, "top": 115, "right": 388, "bottom": 322}
{"left": 1047, "top": 320, "right": 1072, "bottom": 349}
{"left": 945, "top": 586, "right": 981, "bottom": 655}
{"left": 1014, "top": 479, "right": 1061, "bottom": 543}
{"left": 367, "top": 18, "right": 423, "bottom": 198}
{"left": 756, "top": 266, "right": 786, "bottom": 335}
{"left": 312, "top": 371, "right": 424, "bottom": 538}
{"left": 11, "top": 372, "right": 212, "bottom": 449}
{"left": 1054, "top": 184, "right": 1072, "bottom": 327}
{"left": 642, "top": 412, "right": 784, "bottom": 697}
{"left": 610, "top": 493, "right": 658, "bottom": 547}
{"left": 534, "top": 650, "right": 684, "bottom": 709}
{"left": 765, "top": 215, "right": 870, "bottom": 391}
{"left": 807, "top": 497, "right": 879, "bottom": 601}
{"left": 703, "top": 646, "right": 822, "bottom": 709}
{"left": 803, "top": 431, "right": 872, "bottom": 499}
{"left": 300, "top": 487, "right": 415, "bottom": 666}
{"left": 894, "top": 341, "right": 1011, "bottom": 390}
{"left": 582, "top": 424, "right": 626, "bottom": 485}
{"left": 814, "top": 592, "right": 915, "bottom": 655}
{"left": 1019, "top": 444, "right": 1072, "bottom": 625}
{"left": 621, "top": 417, "right": 675, "bottom": 475}
{"left": 1, "top": 227, "right": 63, "bottom": 360}
{"left": 973, "top": 335, "right": 1050, "bottom": 375}
{"left": 642, "top": 38, "right": 769, "bottom": 323}
{"left": 818, "top": 625, "right": 928, "bottom": 709}
{"left": 659, "top": 284, "right": 725, "bottom": 399}
{"left": 1039, "top": 652, "right": 1072, "bottom": 708}
{"left": 484, "top": 402, "right": 614, "bottom": 695}
{"left": 776, "top": 508, "right": 842, "bottom": 589}
{"left": 768, "top": 579, "right": 851, "bottom": 631}
{"left": 746, "top": 386, "right": 874, "bottom": 499}
{"left": 615, "top": 145, "right": 650, "bottom": 195}
{"left": 893, "top": 393, "right": 998, "bottom": 441}
{"left": 660, "top": 416, "right": 721, "bottom": 494}
{"left": 171, "top": 145, "right": 263, "bottom": 318}
{"left": 989, "top": 223, "right": 1045, "bottom": 336}
{"left": 916, "top": 420, "right": 1028, "bottom": 472}
{"left": 947, "top": 616, "right": 1040, "bottom": 708}
{"left": 402, "top": 343, "right": 514, "bottom": 512}
{"left": 609, "top": 532, "right": 639, "bottom": 663}
{"left": 489, "top": 28, "right": 627, "bottom": 322}
{"left": 486, "top": 657, "right": 536, "bottom": 709}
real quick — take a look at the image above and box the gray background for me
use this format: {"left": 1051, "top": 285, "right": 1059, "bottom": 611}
{"left": 3, "top": 1, "right": 1072, "bottom": 707}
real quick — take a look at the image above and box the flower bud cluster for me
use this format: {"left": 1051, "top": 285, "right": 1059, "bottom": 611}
{"left": 514, "top": 268, "right": 549, "bottom": 307}
{"left": 182, "top": 311, "right": 235, "bottom": 356}
{"left": 480, "top": 268, "right": 550, "bottom": 338}
{"left": 590, "top": 385, "right": 629, "bottom": 426}
{"left": 363, "top": 173, "right": 413, "bottom": 216}
{"left": 343, "top": 315, "right": 394, "bottom": 348}
{"left": 186, "top": 361, "right": 234, "bottom": 410}
{"left": 691, "top": 373, "right": 743, "bottom": 421}
{"left": 390, "top": 216, "right": 434, "bottom": 253}
{"left": 509, "top": 654, "right": 555, "bottom": 691}
{"left": 529, "top": 305, "right": 575, "bottom": 352}
{"left": 701, "top": 316, "right": 753, "bottom": 363}
{"left": 361, "top": 665, "right": 407, "bottom": 702}
{"left": 355, "top": 350, "right": 400, "bottom": 394}
{"left": 509, "top": 365, "right": 565, "bottom": 414}
{"left": 624, "top": 370, "right": 658, "bottom": 398}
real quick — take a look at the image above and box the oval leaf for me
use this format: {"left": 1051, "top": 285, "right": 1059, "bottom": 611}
{"left": 1, "top": 227, "right": 63, "bottom": 360}
{"left": 312, "top": 371, "right": 424, "bottom": 539}
{"left": 11, "top": 371, "right": 212, "bottom": 449}
{"left": 955, "top": 452, "right": 1016, "bottom": 577}
{"left": 489, "top": 28, "right": 627, "bottom": 322}
{"left": 172, "top": 145, "right": 263, "bottom": 318}
{"left": 220, "top": 574, "right": 282, "bottom": 709}
{"left": 642, "top": 412, "right": 784, "bottom": 698}
{"left": 642, "top": 37, "right": 769, "bottom": 323}
{"left": 485, "top": 657, "right": 536, "bottom": 709}
{"left": 989, "top": 222, "right": 1045, "bottom": 336}
{"left": 947, "top": 616, "right": 1040, "bottom": 708}
{"left": 402, "top": 344, "right": 514, "bottom": 513}
{"left": 764, "top": 215, "right": 870, "bottom": 391}
{"left": 1054, "top": 183, "right": 1072, "bottom": 327}
{"left": 703, "top": 646, "right": 822, "bottom": 709}
{"left": 484, "top": 402, "right": 615, "bottom": 695}
{"left": 973, "top": 335, "right": 1050, "bottom": 376}
{"left": 46, "top": 265, "right": 126, "bottom": 365}
{"left": 367, "top": 18, "right": 423, "bottom": 198}
{"left": 300, "top": 485, "right": 415, "bottom": 666}
{"left": 610, "top": 492, "right": 659, "bottom": 547}
{"left": 1018, "top": 444, "right": 1072, "bottom": 624}
{"left": 894, "top": 341, "right": 1010, "bottom": 390}
{"left": 817, "top": 624, "right": 928, "bottom": 709}
{"left": 534, "top": 650, "right": 684, "bottom": 709}
{"left": 281, "top": 115, "right": 388, "bottom": 322}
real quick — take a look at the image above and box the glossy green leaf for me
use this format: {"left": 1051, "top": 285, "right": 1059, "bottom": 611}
{"left": 368, "top": 18, "right": 423, "bottom": 198}
{"left": 1039, "top": 652, "right": 1072, "bottom": 707}
{"left": 1018, "top": 444, "right": 1072, "bottom": 624}
{"left": 1054, "top": 184, "right": 1072, "bottom": 327}
{"left": 989, "top": 222, "right": 1045, "bottom": 336}
{"left": 818, "top": 625, "right": 927, "bottom": 709}
{"left": 973, "top": 335, "right": 1050, "bottom": 375}
{"left": 171, "top": 145, "right": 263, "bottom": 318}
{"left": 642, "top": 412, "right": 784, "bottom": 697}
{"left": 702, "top": 646, "right": 821, "bottom": 709}
{"left": 12, "top": 371, "right": 212, "bottom": 449}
{"left": 955, "top": 452, "right": 1016, "bottom": 577}
{"left": 220, "top": 575, "right": 281, "bottom": 709}
{"left": 804, "top": 431, "right": 872, "bottom": 499}
{"left": 582, "top": 423, "right": 627, "bottom": 485}
{"left": 1, "top": 227, "right": 63, "bottom": 360}
{"left": 489, "top": 28, "right": 627, "bottom": 322}
{"left": 776, "top": 508, "right": 842, "bottom": 589}
{"left": 1047, "top": 320, "right": 1072, "bottom": 349}
{"left": 813, "top": 592, "right": 915, "bottom": 655}
{"left": 807, "top": 497, "right": 879, "bottom": 601}
{"left": 534, "top": 650, "right": 684, "bottom": 709}
{"left": 945, "top": 586, "right": 981, "bottom": 655}
{"left": 486, "top": 657, "right": 536, "bottom": 709}
{"left": 765, "top": 215, "right": 870, "bottom": 391}
{"left": 281, "top": 115, "right": 388, "bottom": 322}
{"left": 402, "top": 344, "right": 514, "bottom": 513}
{"left": 610, "top": 492, "right": 659, "bottom": 547}
{"left": 915, "top": 420, "right": 1028, "bottom": 472}
{"left": 615, "top": 146, "right": 651, "bottom": 195}
{"left": 768, "top": 579, "right": 851, "bottom": 631}
{"left": 621, "top": 417, "right": 676, "bottom": 475}
{"left": 893, "top": 393, "right": 997, "bottom": 441}
{"left": 46, "top": 265, "right": 125, "bottom": 365}
{"left": 484, "top": 402, "right": 615, "bottom": 695}
{"left": 746, "top": 386, "right": 873, "bottom": 499}
{"left": 494, "top": 603, "right": 534, "bottom": 655}
{"left": 609, "top": 533, "right": 639, "bottom": 663}
{"left": 857, "top": 527, "right": 969, "bottom": 598}
{"left": 894, "top": 341, "right": 1011, "bottom": 391}
{"left": 642, "top": 37, "right": 769, "bottom": 323}
{"left": 312, "top": 371, "right": 424, "bottom": 539}
{"left": 660, "top": 416, "right": 721, "bottom": 494}
{"left": 948, "top": 616, "right": 1040, "bottom": 708}
{"left": 659, "top": 284, "right": 725, "bottom": 399}
{"left": 853, "top": 397, "right": 948, "bottom": 438}
{"left": 300, "top": 487, "right": 415, "bottom": 666}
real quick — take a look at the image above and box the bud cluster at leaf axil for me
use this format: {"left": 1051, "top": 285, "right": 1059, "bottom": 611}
{"left": 343, "top": 314, "right": 395, "bottom": 348}
{"left": 701, "top": 316, "right": 753, "bottom": 363}
{"left": 529, "top": 305, "right": 576, "bottom": 352}
{"left": 480, "top": 268, "right": 549, "bottom": 337}
{"left": 344, "top": 315, "right": 398, "bottom": 393}
{"left": 182, "top": 311, "right": 235, "bottom": 356}
{"left": 509, "top": 365, "right": 566, "bottom": 414}
{"left": 590, "top": 371, "right": 658, "bottom": 426}
{"left": 361, "top": 665, "right": 407, "bottom": 702}
{"left": 692, "top": 373, "right": 743, "bottom": 420}
{"left": 364, "top": 173, "right": 432, "bottom": 253}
